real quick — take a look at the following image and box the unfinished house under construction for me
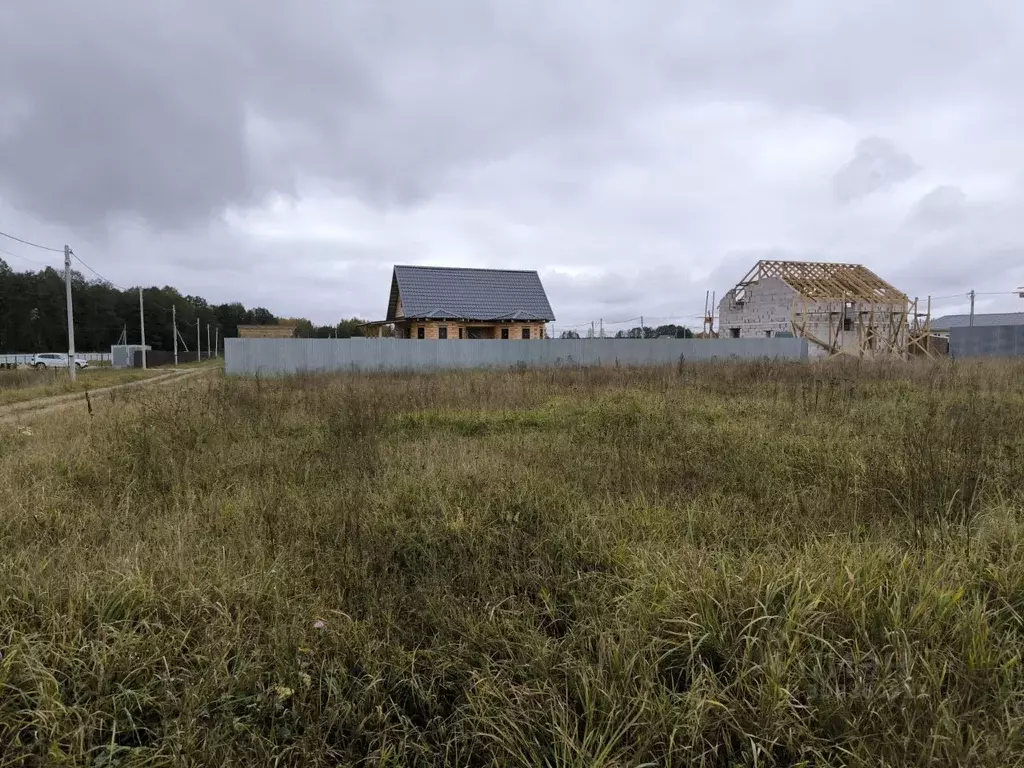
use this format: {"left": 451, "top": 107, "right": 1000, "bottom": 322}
{"left": 718, "top": 260, "right": 931, "bottom": 358}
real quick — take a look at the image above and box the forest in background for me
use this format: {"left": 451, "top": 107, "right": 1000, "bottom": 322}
{"left": 0, "top": 261, "right": 365, "bottom": 353}
{"left": 1, "top": 261, "right": 700, "bottom": 354}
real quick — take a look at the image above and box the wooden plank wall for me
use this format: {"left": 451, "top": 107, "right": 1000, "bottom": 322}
{"left": 238, "top": 325, "right": 298, "bottom": 339}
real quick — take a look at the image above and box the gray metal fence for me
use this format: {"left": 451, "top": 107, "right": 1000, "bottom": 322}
{"left": 225, "top": 337, "right": 809, "bottom": 376}
{"left": 950, "top": 325, "right": 1024, "bottom": 358}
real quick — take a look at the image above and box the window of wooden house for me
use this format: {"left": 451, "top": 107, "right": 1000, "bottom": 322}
{"left": 438, "top": 326, "right": 448, "bottom": 339}
{"left": 730, "top": 328, "right": 740, "bottom": 338}
{"left": 458, "top": 327, "right": 463, "bottom": 339}
{"left": 501, "top": 328, "right": 509, "bottom": 339}
{"left": 522, "top": 327, "right": 531, "bottom": 339}
{"left": 417, "top": 326, "right": 425, "bottom": 339}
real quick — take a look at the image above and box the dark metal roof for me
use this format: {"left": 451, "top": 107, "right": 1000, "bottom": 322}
{"left": 386, "top": 266, "right": 555, "bottom": 322}
{"left": 932, "top": 312, "right": 1024, "bottom": 330}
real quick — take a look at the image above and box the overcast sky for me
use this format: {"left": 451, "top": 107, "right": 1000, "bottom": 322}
{"left": 1, "top": 1, "right": 1023, "bottom": 329}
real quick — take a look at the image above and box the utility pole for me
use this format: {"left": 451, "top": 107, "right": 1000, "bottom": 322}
{"left": 139, "top": 287, "right": 147, "bottom": 369}
{"left": 172, "top": 305, "right": 179, "bottom": 368}
{"left": 64, "top": 245, "right": 77, "bottom": 383}
{"left": 969, "top": 289, "right": 976, "bottom": 327}
{"left": 599, "top": 318, "right": 604, "bottom": 338}
{"left": 207, "top": 324, "right": 211, "bottom": 360}
{"left": 640, "top": 315, "right": 644, "bottom": 339}
{"left": 214, "top": 327, "right": 219, "bottom": 357}
{"left": 196, "top": 320, "right": 201, "bottom": 362}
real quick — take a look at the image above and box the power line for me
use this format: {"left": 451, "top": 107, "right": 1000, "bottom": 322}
{"left": 923, "top": 290, "right": 1020, "bottom": 301}
{"left": 0, "top": 245, "right": 53, "bottom": 269}
{"left": 0, "top": 229, "right": 64, "bottom": 253}
{"left": 71, "top": 251, "right": 128, "bottom": 291}
{"left": 64, "top": 251, "right": 177, "bottom": 315}
{"left": 147, "top": 298, "right": 176, "bottom": 314}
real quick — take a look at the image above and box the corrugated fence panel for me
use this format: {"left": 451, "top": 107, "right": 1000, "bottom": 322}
{"left": 950, "top": 325, "right": 1024, "bottom": 358}
{"left": 225, "top": 337, "right": 808, "bottom": 376}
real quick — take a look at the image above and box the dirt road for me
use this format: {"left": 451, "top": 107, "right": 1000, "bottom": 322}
{"left": 0, "top": 368, "right": 212, "bottom": 425}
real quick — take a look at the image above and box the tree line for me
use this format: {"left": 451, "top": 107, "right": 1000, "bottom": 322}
{"left": 559, "top": 324, "right": 694, "bottom": 339}
{"left": 0, "top": 261, "right": 367, "bottom": 353}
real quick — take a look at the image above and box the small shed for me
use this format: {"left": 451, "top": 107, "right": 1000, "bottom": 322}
{"left": 111, "top": 344, "right": 151, "bottom": 368}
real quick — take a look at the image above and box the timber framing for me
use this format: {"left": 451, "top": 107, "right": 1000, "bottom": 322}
{"left": 729, "top": 260, "right": 933, "bottom": 359}
{"left": 732, "top": 260, "right": 907, "bottom": 304}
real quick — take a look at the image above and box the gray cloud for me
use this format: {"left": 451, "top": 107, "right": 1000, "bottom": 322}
{"left": 1, "top": 1, "right": 1023, "bottom": 326}
{"left": 832, "top": 137, "right": 921, "bottom": 202}
{"left": 0, "top": 1, "right": 674, "bottom": 228}
{"left": 0, "top": 2, "right": 371, "bottom": 228}
{"left": 889, "top": 185, "right": 1024, "bottom": 303}
{"left": 908, "top": 185, "right": 970, "bottom": 229}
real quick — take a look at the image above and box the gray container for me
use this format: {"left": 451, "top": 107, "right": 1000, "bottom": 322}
{"left": 110, "top": 344, "right": 152, "bottom": 368}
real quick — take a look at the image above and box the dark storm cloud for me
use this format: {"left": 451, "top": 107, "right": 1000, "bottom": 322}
{"left": 3, "top": 0, "right": 1014, "bottom": 232}
{"left": 0, "top": 1, "right": 665, "bottom": 229}
{"left": 0, "top": 2, "right": 375, "bottom": 228}
{"left": 1, "top": 1, "right": 1023, "bottom": 326}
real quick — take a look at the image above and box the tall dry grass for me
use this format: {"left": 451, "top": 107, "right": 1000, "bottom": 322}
{"left": 0, "top": 367, "right": 160, "bottom": 407}
{"left": 1, "top": 359, "right": 1023, "bottom": 765}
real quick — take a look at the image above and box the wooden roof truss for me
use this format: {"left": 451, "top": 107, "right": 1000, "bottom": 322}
{"left": 732, "top": 260, "right": 907, "bottom": 304}
{"left": 730, "top": 260, "right": 938, "bottom": 359}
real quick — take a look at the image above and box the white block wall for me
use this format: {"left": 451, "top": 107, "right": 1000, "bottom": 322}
{"left": 719, "top": 277, "right": 796, "bottom": 338}
{"left": 719, "top": 278, "right": 905, "bottom": 357}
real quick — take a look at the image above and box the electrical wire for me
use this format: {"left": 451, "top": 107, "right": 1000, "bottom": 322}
{"left": 0, "top": 229, "right": 64, "bottom": 253}
{"left": 0, "top": 246, "right": 53, "bottom": 269}
{"left": 70, "top": 252, "right": 179, "bottom": 316}
{"left": 929, "top": 290, "right": 1021, "bottom": 301}
{"left": 71, "top": 251, "right": 129, "bottom": 292}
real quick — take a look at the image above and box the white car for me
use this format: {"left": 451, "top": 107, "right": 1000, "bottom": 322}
{"left": 31, "top": 353, "right": 89, "bottom": 370}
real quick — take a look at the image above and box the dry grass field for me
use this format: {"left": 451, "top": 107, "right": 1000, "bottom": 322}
{"left": 0, "top": 368, "right": 161, "bottom": 407}
{"left": 0, "top": 360, "right": 221, "bottom": 408}
{"left": 1, "top": 360, "right": 1023, "bottom": 766}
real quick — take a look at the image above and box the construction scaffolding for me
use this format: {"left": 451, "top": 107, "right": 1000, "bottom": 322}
{"left": 729, "top": 260, "right": 933, "bottom": 359}
{"left": 702, "top": 290, "right": 716, "bottom": 337}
